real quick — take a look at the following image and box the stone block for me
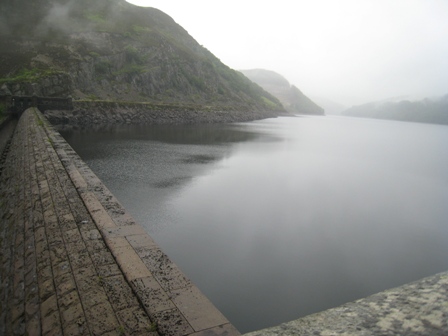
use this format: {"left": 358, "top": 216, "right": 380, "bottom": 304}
{"left": 25, "top": 314, "right": 41, "bottom": 336}
{"left": 68, "top": 250, "right": 91, "bottom": 269}
{"left": 46, "top": 239, "right": 65, "bottom": 259}
{"left": 61, "top": 322, "right": 89, "bottom": 336}
{"left": 85, "top": 302, "right": 120, "bottom": 335}
{"left": 189, "top": 324, "right": 241, "bottom": 336}
{"left": 90, "top": 249, "right": 115, "bottom": 267}
{"left": 59, "top": 214, "right": 78, "bottom": 232}
{"left": 112, "top": 244, "right": 152, "bottom": 281}
{"left": 41, "top": 294, "right": 58, "bottom": 319}
{"left": 34, "top": 225, "right": 46, "bottom": 244}
{"left": 104, "top": 236, "right": 128, "bottom": 250}
{"left": 116, "top": 306, "right": 155, "bottom": 334}
{"left": 12, "top": 314, "right": 25, "bottom": 336}
{"left": 101, "top": 275, "right": 139, "bottom": 310}
{"left": 81, "top": 192, "right": 117, "bottom": 230}
{"left": 78, "top": 286, "right": 109, "bottom": 310}
{"left": 25, "top": 295, "right": 40, "bottom": 318}
{"left": 60, "top": 302, "right": 84, "bottom": 331}
{"left": 46, "top": 227, "right": 63, "bottom": 246}
{"left": 63, "top": 228, "right": 83, "bottom": 244}
{"left": 66, "top": 239, "right": 86, "bottom": 254}
{"left": 103, "top": 224, "right": 146, "bottom": 238}
{"left": 84, "top": 238, "right": 107, "bottom": 252}
{"left": 131, "top": 276, "right": 176, "bottom": 314}
{"left": 171, "top": 286, "right": 229, "bottom": 332}
{"left": 55, "top": 272, "right": 76, "bottom": 297}
{"left": 81, "top": 229, "right": 102, "bottom": 241}
{"left": 139, "top": 248, "right": 191, "bottom": 292}
{"left": 127, "top": 234, "right": 158, "bottom": 250}
{"left": 41, "top": 310, "right": 62, "bottom": 336}
{"left": 39, "top": 278, "right": 55, "bottom": 302}
{"left": 96, "top": 264, "right": 122, "bottom": 278}
{"left": 58, "top": 289, "right": 79, "bottom": 310}
{"left": 152, "top": 307, "right": 194, "bottom": 336}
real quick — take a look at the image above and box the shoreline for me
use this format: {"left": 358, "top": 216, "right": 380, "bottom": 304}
{"left": 43, "top": 101, "right": 289, "bottom": 129}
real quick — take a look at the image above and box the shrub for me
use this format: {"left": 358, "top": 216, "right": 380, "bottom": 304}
{"left": 95, "top": 61, "right": 111, "bottom": 74}
{"left": 0, "top": 68, "right": 64, "bottom": 84}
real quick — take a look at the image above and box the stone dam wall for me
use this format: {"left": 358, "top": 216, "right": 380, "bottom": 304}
{"left": 1, "top": 108, "right": 447, "bottom": 336}
{"left": 0, "top": 109, "right": 240, "bottom": 336}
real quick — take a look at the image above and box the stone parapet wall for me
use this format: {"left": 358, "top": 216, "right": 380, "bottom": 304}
{"left": 245, "top": 272, "right": 448, "bottom": 335}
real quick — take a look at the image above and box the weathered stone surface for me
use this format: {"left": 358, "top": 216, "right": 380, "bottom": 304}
{"left": 244, "top": 272, "right": 448, "bottom": 336}
{"left": 138, "top": 247, "right": 192, "bottom": 292}
{"left": 131, "top": 276, "right": 176, "bottom": 314}
{"left": 152, "top": 308, "right": 195, "bottom": 336}
{"left": 171, "top": 286, "right": 229, "bottom": 332}
{"left": 191, "top": 324, "right": 241, "bottom": 336}
{"left": 112, "top": 244, "right": 153, "bottom": 281}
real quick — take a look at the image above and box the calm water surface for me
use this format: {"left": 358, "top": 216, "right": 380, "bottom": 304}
{"left": 61, "top": 116, "right": 448, "bottom": 333}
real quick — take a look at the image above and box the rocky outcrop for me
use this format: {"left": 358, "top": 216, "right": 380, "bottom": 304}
{"left": 0, "top": 0, "right": 285, "bottom": 115}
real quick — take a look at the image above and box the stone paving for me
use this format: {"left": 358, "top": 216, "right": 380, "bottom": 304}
{"left": 0, "top": 109, "right": 240, "bottom": 336}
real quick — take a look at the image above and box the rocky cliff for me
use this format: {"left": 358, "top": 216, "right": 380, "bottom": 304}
{"left": 240, "top": 69, "right": 324, "bottom": 115}
{"left": 0, "top": 0, "right": 285, "bottom": 118}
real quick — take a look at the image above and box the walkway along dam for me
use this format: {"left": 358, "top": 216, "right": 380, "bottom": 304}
{"left": 1, "top": 108, "right": 448, "bottom": 335}
{"left": 0, "top": 108, "right": 240, "bottom": 336}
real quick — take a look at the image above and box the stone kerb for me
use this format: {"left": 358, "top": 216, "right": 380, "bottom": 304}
{"left": 37, "top": 109, "right": 240, "bottom": 336}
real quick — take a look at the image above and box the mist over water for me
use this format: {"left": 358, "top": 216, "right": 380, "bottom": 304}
{"left": 61, "top": 116, "right": 448, "bottom": 333}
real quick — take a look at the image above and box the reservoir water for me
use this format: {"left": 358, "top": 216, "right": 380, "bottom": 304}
{"left": 61, "top": 115, "right": 448, "bottom": 333}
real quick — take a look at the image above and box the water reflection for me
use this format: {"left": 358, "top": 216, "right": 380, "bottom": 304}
{"left": 61, "top": 116, "right": 448, "bottom": 333}
{"left": 180, "top": 154, "right": 218, "bottom": 164}
{"left": 61, "top": 123, "right": 270, "bottom": 145}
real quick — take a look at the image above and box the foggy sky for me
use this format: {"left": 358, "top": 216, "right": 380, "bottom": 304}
{"left": 125, "top": 0, "right": 448, "bottom": 107}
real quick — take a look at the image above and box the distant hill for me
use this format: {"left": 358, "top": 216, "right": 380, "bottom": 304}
{"left": 310, "top": 96, "right": 346, "bottom": 115}
{"left": 240, "top": 69, "right": 324, "bottom": 115}
{"left": 0, "top": 0, "right": 284, "bottom": 116}
{"left": 342, "top": 95, "right": 448, "bottom": 125}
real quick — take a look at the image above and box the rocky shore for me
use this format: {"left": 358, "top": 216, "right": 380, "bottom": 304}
{"left": 43, "top": 101, "right": 286, "bottom": 129}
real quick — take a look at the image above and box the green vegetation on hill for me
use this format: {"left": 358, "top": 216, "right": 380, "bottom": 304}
{"left": 342, "top": 95, "right": 448, "bottom": 125}
{"left": 0, "top": 0, "right": 284, "bottom": 114}
{"left": 0, "top": 68, "right": 66, "bottom": 85}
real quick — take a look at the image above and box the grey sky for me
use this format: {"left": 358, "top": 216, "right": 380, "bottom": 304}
{"left": 126, "top": 0, "right": 448, "bottom": 106}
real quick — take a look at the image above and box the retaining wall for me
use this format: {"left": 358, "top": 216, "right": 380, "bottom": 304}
{"left": 43, "top": 101, "right": 285, "bottom": 128}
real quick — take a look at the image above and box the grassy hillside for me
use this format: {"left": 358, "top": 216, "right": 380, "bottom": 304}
{"left": 0, "top": 0, "right": 284, "bottom": 113}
